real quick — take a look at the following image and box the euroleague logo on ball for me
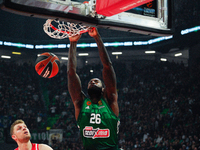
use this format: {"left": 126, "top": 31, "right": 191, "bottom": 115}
{"left": 35, "top": 52, "right": 60, "bottom": 78}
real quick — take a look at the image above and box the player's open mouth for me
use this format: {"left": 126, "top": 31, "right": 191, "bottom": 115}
{"left": 24, "top": 131, "right": 28, "bottom": 134}
{"left": 90, "top": 84, "right": 98, "bottom": 87}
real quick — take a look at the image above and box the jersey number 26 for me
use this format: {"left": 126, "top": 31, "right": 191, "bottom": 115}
{"left": 90, "top": 113, "right": 101, "bottom": 124}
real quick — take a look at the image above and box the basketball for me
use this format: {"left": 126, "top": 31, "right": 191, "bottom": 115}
{"left": 35, "top": 52, "right": 60, "bottom": 78}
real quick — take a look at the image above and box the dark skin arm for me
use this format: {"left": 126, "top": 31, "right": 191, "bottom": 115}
{"left": 88, "top": 28, "right": 119, "bottom": 117}
{"left": 67, "top": 34, "right": 85, "bottom": 120}
{"left": 68, "top": 28, "right": 119, "bottom": 120}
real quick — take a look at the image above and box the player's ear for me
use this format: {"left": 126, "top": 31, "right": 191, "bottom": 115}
{"left": 12, "top": 134, "right": 17, "bottom": 141}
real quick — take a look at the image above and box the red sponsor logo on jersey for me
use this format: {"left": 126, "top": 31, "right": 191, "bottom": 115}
{"left": 83, "top": 126, "right": 110, "bottom": 139}
{"left": 93, "top": 129, "right": 110, "bottom": 138}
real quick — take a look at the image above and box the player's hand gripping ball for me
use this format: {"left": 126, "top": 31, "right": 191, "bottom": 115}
{"left": 35, "top": 52, "right": 60, "bottom": 78}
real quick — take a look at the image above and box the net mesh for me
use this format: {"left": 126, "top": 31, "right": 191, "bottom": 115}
{"left": 43, "top": 19, "right": 90, "bottom": 39}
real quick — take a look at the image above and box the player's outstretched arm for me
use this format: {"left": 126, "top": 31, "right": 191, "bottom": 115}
{"left": 68, "top": 34, "right": 85, "bottom": 120}
{"left": 88, "top": 28, "right": 119, "bottom": 117}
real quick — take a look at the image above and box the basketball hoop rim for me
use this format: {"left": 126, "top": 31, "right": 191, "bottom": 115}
{"left": 43, "top": 19, "right": 91, "bottom": 39}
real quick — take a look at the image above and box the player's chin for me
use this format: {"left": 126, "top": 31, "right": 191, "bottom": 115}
{"left": 22, "top": 136, "right": 31, "bottom": 142}
{"left": 25, "top": 134, "right": 31, "bottom": 139}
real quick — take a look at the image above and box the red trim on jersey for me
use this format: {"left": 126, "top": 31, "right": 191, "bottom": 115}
{"left": 15, "top": 143, "right": 39, "bottom": 150}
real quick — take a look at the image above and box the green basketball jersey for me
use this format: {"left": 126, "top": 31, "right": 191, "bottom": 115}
{"left": 77, "top": 97, "right": 120, "bottom": 150}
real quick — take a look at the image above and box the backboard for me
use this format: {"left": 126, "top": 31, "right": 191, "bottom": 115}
{"left": 0, "top": 0, "right": 173, "bottom": 36}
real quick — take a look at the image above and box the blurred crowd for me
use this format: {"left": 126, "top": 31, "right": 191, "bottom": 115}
{"left": 0, "top": 59, "right": 200, "bottom": 150}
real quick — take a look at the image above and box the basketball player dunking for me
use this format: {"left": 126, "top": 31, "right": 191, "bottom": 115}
{"left": 67, "top": 27, "right": 120, "bottom": 150}
{"left": 10, "top": 119, "right": 53, "bottom": 150}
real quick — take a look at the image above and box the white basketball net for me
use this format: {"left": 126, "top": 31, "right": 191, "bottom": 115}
{"left": 43, "top": 19, "right": 90, "bottom": 39}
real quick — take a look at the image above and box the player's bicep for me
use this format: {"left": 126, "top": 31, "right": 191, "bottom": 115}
{"left": 108, "top": 98, "right": 119, "bottom": 117}
{"left": 104, "top": 89, "right": 119, "bottom": 117}
{"left": 68, "top": 73, "right": 83, "bottom": 103}
{"left": 103, "top": 65, "right": 117, "bottom": 96}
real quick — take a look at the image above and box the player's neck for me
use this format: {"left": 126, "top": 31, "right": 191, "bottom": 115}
{"left": 90, "top": 97, "right": 101, "bottom": 104}
{"left": 18, "top": 140, "right": 32, "bottom": 150}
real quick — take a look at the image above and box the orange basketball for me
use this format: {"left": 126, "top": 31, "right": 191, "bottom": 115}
{"left": 35, "top": 52, "right": 60, "bottom": 78}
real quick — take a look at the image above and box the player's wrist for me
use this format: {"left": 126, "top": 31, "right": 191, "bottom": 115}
{"left": 70, "top": 41, "right": 78, "bottom": 43}
{"left": 93, "top": 34, "right": 101, "bottom": 39}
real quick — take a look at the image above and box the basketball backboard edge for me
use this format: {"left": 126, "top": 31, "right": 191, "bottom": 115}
{"left": 0, "top": 0, "right": 174, "bottom": 37}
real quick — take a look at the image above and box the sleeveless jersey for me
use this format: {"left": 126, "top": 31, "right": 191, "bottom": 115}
{"left": 15, "top": 143, "right": 39, "bottom": 150}
{"left": 77, "top": 97, "right": 120, "bottom": 150}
